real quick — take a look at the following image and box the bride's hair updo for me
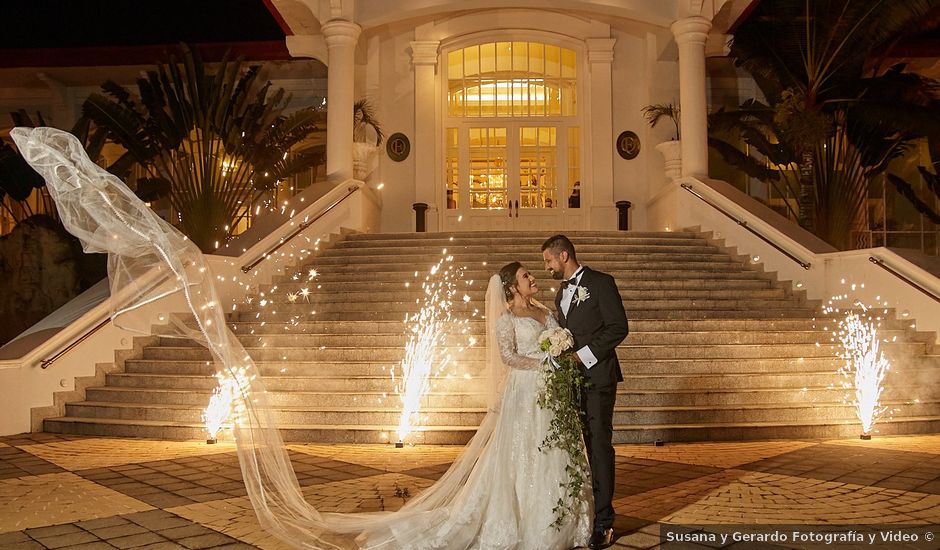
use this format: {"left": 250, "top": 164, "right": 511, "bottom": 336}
{"left": 498, "top": 261, "right": 523, "bottom": 302}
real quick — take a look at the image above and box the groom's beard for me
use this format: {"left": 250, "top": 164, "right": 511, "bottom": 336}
{"left": 549, "top": 269, "right": 564, "bottom": 280}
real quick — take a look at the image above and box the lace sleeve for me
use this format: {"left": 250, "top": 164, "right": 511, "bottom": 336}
{"left": 543, "top": 307, "right": 560, "bottom": 329}
{"left": 495, "top": 313, "right": 544, "bottom": 370}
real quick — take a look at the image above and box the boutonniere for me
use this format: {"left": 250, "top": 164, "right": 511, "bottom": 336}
{"left": 572, "top": 285, "right": 590, "bottom": 306}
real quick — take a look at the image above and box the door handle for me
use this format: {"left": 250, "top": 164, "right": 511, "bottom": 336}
{"left": 508, "top": 200, "right": 513, "bottom": 217}
{"left": 514, "top": 199, "right": 519, "bottom": 217}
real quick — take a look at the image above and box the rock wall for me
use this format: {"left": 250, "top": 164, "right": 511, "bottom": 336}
{"left": 0, "top": 215, "right": 105, "bottom": 345}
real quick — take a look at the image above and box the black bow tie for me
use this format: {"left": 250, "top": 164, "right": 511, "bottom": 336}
{"left": 560, "top": 277, "right": 578, "bottom": 289}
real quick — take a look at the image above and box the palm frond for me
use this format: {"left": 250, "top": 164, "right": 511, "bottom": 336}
{"left": 354, "top": 98, "right": 384, "bottom": 145}
{"left": 887, "top": 173, "right": 940, "bottom": 224}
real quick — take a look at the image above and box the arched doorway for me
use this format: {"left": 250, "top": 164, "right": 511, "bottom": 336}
{"left": 441, "top": 40, "right": 584, "bottom": 231}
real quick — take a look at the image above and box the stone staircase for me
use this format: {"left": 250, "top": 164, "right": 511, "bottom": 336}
{"left": 43, "top": 231, "right": 940, "bottom": 443}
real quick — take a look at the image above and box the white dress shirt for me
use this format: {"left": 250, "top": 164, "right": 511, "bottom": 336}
{"left": 560, "top": 266, "right": 599, "bottom": 369}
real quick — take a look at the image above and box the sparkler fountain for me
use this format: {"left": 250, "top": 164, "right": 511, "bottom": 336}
{"left": 203, "top": 376, "right": 235, "bottom": 444}
{"left": 393, "top": 250, "right": 472, "bottom": 446}
{"left": 822, "top": 286, "right": 892, "bottom": 439}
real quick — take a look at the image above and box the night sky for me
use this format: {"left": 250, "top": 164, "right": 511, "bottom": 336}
{"left": 0, "top": 0, "right": 285, "bottom": 49}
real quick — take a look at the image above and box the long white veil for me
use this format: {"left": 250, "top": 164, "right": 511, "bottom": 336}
{"left": 11, "top": 126, "right": 512, "bottom": 549}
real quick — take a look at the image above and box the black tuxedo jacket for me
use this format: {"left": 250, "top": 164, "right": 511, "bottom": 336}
{"left": 555, "top": 266, "right": 629, "bottom": 389}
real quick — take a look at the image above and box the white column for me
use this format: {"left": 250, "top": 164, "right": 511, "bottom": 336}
{"left": 671, "top": 16, "right": 712, "bottom": 178}
{"left": 322, "top": 19, "right": 361, "bottom": 183}
{"left": 586, "top": 38, "right": 617, "bottom": 229}
{"left": 410, "top": 40, "right": 440, "bottom": 212}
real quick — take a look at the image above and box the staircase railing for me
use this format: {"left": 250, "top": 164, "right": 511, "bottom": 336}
{"left": 681, "top": 183, "right": 811, "bottom": 270}
{"left": 39, "top": 317, "right": 110, "bottom": 370}
{"left": 869, "top": 256, "right": 940, "bottom": 303}
{"left": 241, "top": 184, "right": 360, "bottom": 273}
{"left": 0, "top": 178, "right": 380, "bottom": 435}
{"left": 650, "top": 177, "right": 940, "bottom": 340}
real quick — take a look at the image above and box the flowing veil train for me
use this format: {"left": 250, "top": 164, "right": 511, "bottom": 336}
{"left": 12, "top": 126, "right": 519, "bottom": 549}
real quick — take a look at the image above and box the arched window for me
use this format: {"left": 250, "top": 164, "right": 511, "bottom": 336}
{"left": 447, "top": 42, "right": 577, "bottom": 117}
{"left": 443, "top": 41, "right": 581, "bottom": 229}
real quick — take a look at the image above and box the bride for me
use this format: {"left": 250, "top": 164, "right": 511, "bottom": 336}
{"left": 353, "top": 262, "right": 592, "bottom": 548}
{"left": 11, "top": 126, "right": 590, "bottom": 550}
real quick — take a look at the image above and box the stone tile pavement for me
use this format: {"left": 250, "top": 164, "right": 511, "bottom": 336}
{"left": 1, "top": 433, "right": 939, "bottom": 549}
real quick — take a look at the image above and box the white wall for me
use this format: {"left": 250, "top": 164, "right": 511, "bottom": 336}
{"left": 370, "top": 29, "right": 419, "bottom": 233}
{"left": 359, "top": 8, "right": 679, "bottom": 233}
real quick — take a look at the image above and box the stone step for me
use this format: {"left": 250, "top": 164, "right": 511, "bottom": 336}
{"left": 344, "top": 230, "right": 692, "bottom": 242}
{"left": 162, "top": 329, "right": 916, "bottom": 349}
{"left": 616, "top": 369, "right": 940, "bottom": 391}
{"left": 218, "top": 318, "right": 913, "bottom": 334}
{"left": 140, "top": 346, "right": 484, "bottom": 362}
{"left": 104, "top": 373, "right": 480, "bottom": 392}
{"left": 124, "top": 360, "right": 484, "bottom": 376}
{"left": 307, "top": 260, "right": 750, "bottom": 274}
{"left": 231, "top": 308, "right": 823, "bottom": 322}
{"left": 66, "top": 402, "right": 489, "bottom": 426}
{"left": 105, "top": 365, "right": 939, "bottom": 394}
{"left": 139, "top": 341, "right": 911, "bottom": 362}
{"left": 610, "top": 416, "right": 940, "bottom": 444}
{"left": 234, "top": 298, "right": 815, "bottom": 315}
{"left": 41, "top": 417, "right": 477, "bottom": 444}
{"left": 265, "top": 278, "right": 778, "bottom": 293}
{"left": 122, "top": 355, "right": 940, "bottom": 378}
{"left": 257, "top": 288, "right": 794, "bottom": 305}
{"left": 328, "top": 243, "right": 720, "bottom": 255}
{"left": 336, "top": 235, "right": 709, "bottom": 248}
{"left": 619, "top": 387, "right": 937, "bottom": 406}
{"left": 63, "top": 399, "right": 940, "bottom": 426}
{"left": 42, "top": 229, "right": 940, "bottom": 444}
{"left": 43, "top": 415, "right": 940, "bottom": 444}
{"left": 85, "top": 387, "right": 487, "bottom": 407}
{"left": 276, "top": 269, "right": 770, "bottom": 283}
{"left": 83, "top": 384, "right": 933, "bottom": 409}
{"left": 310, "top": 252, "right": 739, "bottom": 265}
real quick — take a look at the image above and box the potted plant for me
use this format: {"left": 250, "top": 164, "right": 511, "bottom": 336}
{"left": 352, "top": 98, "right": 385, "bottom": 180}
{"left": 642, "top": 102, "right": 681, "bottom": 181}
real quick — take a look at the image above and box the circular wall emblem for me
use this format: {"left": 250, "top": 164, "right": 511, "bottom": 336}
{"left": 386, "top": 132, "right": 411, "bottom": 162}
{"left": 616, "top": 130, "right": 641, "bottom": 160}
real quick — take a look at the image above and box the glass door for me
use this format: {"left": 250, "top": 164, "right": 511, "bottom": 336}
{"left": 446, "top": 125, "right": 578, "bottom": 231}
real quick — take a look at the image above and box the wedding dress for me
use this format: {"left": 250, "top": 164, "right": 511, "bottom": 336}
{"left": 353, "top": 283, "right": 592, "bottom": 549}
{"left": 11, "top": 127, "right": 590, "bottom": 550}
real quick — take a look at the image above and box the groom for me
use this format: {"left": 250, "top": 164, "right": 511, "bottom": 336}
{"left": 542, "top": 234, "right": 628, "bottom": 550}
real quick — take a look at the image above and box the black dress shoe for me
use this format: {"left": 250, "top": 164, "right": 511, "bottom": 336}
{"left": 588, "top": 527, "right": 614, "bottom": 549}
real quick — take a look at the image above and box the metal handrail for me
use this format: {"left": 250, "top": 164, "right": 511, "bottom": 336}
{"left": 40, "top": 316, "right": 111, "bottom": 369}
{"left": 681, "top": 183, "right": 811, "bottom": 270}
{"left": 869, "top": 257, "right": 940, "bottom": 303}
{"left": 241, "top": 184, "right": 361, "bottom": 273}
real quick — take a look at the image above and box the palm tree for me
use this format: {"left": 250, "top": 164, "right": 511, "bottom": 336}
{"left": 709, "top": 0, "right": 940, "bottom": 249}
{"left": 82, "top": 45, "right": 325, "bottom": 252}
{"left": 641, "top": 102, "right": 680, "bottom": 140}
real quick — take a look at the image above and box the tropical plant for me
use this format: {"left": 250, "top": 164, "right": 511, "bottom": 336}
{"left": 709, "top": 0, "right": 940, "bottom": 250}
{"left": 82, "top": 45, "right": 326, "bottom": 252}
{"left": 353, "top": 98, "right": 384, "bottom": 146}
{"left": 641, "top": 102, "right": 680, "bottom": 140}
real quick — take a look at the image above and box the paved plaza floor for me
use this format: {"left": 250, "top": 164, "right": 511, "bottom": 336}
{"left": 1, "top": 433, "right": 939, "bottom": 549}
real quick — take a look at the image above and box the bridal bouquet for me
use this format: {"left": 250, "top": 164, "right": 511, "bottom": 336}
{"left": 536, "top": 327, "right": 589, "bottom": 529}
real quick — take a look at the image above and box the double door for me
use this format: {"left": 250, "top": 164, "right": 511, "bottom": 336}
{"left": 442, "top": 124, "right": 582, "bottom": 231}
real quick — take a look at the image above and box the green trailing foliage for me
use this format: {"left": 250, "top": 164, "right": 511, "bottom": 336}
{"left": 536, "top": 349, "right": 588, "bottom": 530}
{"left": 82, "top": 44, "right": 326, "bottom": 252}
